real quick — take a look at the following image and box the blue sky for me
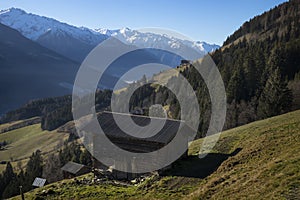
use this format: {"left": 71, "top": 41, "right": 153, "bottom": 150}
{"left": 1, "top": 0, "right": 287, "bottom": 45}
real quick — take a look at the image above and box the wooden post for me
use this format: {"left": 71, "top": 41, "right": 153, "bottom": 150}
{"left": 92, "top": 157, "right": 95, "bottom": 179}
{"left": 19, "top": 185, "right": 25, "bottom": 200}
{"left": 92, "top": 133, "right": 96, "bottom": 181}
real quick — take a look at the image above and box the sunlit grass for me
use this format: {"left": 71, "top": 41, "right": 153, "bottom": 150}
{"left": 0, "top": 124, "right": 68, "bottom": 172}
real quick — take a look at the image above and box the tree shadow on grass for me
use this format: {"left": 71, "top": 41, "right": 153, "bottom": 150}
{"left": 162, "top": 148, "right": 242, "bottom": 178}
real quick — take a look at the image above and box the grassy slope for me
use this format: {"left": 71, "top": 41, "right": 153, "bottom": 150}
{"left": 114, "top": 66, "right": 181, "bottom": 95}
{"left": 188, "top": 110, "right": 300, "bottom": 199}
{"left": 0, "top": 124, "right": 68, "bottom": 172}
{"left": 9, "top": 110, "right": 300, "bottom": 199}
{"left": 0, "top": 119, "right": 27, "bottom": 131}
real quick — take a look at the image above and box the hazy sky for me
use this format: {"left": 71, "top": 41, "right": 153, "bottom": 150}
{"left": 1, "top": 0, "right": 288, "bottom": 45}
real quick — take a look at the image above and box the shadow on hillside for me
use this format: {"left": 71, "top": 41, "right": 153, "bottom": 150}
{"left": 162, "top": 148, "right": 242, "bottom": 178}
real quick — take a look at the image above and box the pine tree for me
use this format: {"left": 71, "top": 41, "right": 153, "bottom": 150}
{"left": 227, "top": 67, "right": 247, "bottom": 103}
{"left": 80, "top": 149, "right": 92, "bottom": 167}
{"left": 42, "top": 154, "right": 63, "bottom": 183}
{"left": 257, "top": 68, "right": 293, "bottom": 118}
{"left": 0, "top": 162, "right": 16, "bottom": 198}
{"left": 24, "top": 150, "right": 43, "bottom": 191}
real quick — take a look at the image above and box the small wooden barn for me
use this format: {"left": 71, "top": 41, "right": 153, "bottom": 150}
{"left": 90, "top": 111, "right": 194, "bottom": 180}
{"left": 61, "top": 161, "right": 90, "bottom": 179}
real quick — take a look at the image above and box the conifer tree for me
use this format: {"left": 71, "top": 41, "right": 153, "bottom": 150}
{"left": 0, "top": 162, "right": 16, "bottom": 198}
{"left": 23, "top": 150, "right": 43, "bottom": 191}
{"left": 257, "top": 68, "right": 293, "bottom": 118}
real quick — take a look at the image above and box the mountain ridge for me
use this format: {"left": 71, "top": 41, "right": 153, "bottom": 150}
{"left": 0, "top": 7, "right": 107, "bottom": 43}
{"left": 0, "top": 7, "right": 219, "bottom": 61}
{"left": 222, "top": 0, "right": 300, "bottom": 47}
{"left": 0, "top": 22, "right": 80, "bottom": 115}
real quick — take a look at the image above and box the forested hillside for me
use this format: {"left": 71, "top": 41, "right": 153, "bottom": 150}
{"left": 206, "top": 0, "right": 300, "bottom": 129}
{"left": 127, "top": 0, "right": 300, "bottom": 137}
{"left": 223, "top": 0, "right": 300, "bottom": 46}
{"left": 0, "top": 90, "right": 112, "bottom": 131}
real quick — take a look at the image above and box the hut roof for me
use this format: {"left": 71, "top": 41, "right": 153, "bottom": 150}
{"left": 32, "top": 177, "right": 46, "bottom": 187}
{"left": 61, "top": 161, "right": 86, "bottom": 174}
{"left": 96, "top": 111, "right": 195, "bottom": 145}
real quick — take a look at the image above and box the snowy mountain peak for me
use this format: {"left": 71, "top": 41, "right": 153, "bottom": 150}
{"left": 0, "top": 7, "right": 25, "bottom": 15}
{"left": 94, "top": 27, "right": 219, "bottom": 54}
{"left": 119, "top": 27, "right": 130, "bottom": 33}
{"left": 0, "top": 8, "right": 107, "bottom": 43}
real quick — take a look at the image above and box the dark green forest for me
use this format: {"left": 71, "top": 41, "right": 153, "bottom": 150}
{"left": 0, "top": 90, "right": 112, "bottom": 131}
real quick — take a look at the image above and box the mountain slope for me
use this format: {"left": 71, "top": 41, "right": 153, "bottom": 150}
{"left": 175, "top": 0, "right": 300, "bottom": 134}
{"left": 8, "top": 109, "right": 300, "bottom": 199}
{"left": 0, "top": 8, "right": 108, "bottom": 62}
{"left": 0, "top": 123, "right": 68, "bottom": 172}
{"left": 0, "top": 23, "right": 79, "bottom": 115}
{"left": 223, "top": 0, "right": 300, "bottom": 47}
{"left": 188, "top": 109, "right": 300, "bottom": 199}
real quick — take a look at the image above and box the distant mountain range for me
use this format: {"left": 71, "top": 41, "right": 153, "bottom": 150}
{"left": 95, "top": 27, "right": 219, "bottom": 55}
{"left": 0, "top": 7, "right": 219, "bottom": 115}
{"left": 0, "top": 8, "right": 219, "bottom": 63}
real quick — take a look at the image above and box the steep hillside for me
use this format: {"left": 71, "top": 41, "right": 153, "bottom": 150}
{"left": 0, "top": 8, "right": 108, "bottom": 62}
{"left": 0, "top": 23, "right": 80, "bottom": 115}
{"left": 223, "top": 0, "right": 300, "bottom": 47}
{"left": 9, "top": 109, "right": 300, "bottom": 200}
{"left": 188, "top": 109, "right": 300, "bottom": 199}
{"left": 0, "top": 123, "right": 68, "bottom": 173}
{"left": 164, "top": 0, "right": 300, "bottom": 135}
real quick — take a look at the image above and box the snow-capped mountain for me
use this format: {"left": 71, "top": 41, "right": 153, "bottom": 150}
{"left": 0, "top": 8, "right": 107, "bottom": 44}
{"left": 0, "top": 8, "right": 109, "bottom": 62}
{"left": 0, "top": 8, "right": 219, "bottom": 62}
{"left": 96, "top": 27, "right": 219, "bottom": 55}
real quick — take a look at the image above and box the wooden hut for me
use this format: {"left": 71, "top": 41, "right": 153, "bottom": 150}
{"left": 61, "top": 161, "right": 90, "bottom": 179}
{"left": 90, "top": 111, "right": 194, "bottom": 180}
